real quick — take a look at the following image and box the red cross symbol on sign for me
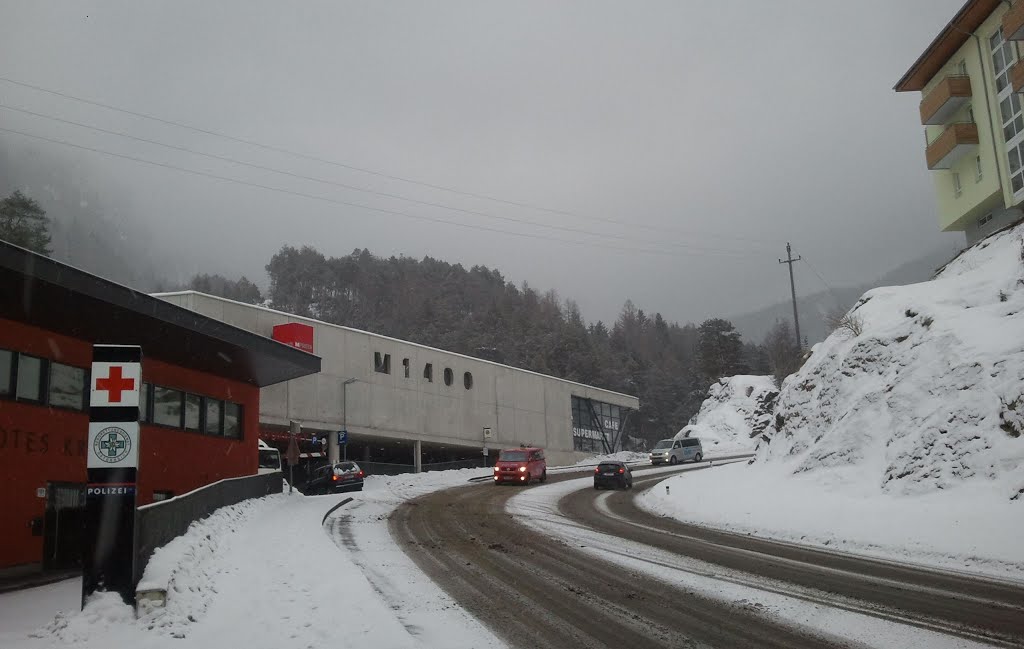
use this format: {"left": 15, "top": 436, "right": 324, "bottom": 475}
{"left": 95, "top": 366, "right": 136, "bottom": 403}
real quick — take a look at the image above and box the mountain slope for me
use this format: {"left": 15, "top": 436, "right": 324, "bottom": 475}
{"left": 676, "top": 375, "right": 777, "bottom": 452}
{"left": 757, "top": 224, "right": 1024, "bottom": 501}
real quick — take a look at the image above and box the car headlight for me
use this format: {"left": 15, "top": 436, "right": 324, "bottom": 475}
{"left": 518, "top": 466, "right": 527, "bottom": 472}
{"left": 494, "top": 467, "right": 499, "bottom": 472}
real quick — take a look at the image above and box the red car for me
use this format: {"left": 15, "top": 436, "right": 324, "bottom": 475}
{"left": 493, "top": 447, "right": 547, "bottom": 485}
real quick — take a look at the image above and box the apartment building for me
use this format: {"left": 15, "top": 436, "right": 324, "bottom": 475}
{"left": 896, "top": 0, "right": 1024, "bottom": 243}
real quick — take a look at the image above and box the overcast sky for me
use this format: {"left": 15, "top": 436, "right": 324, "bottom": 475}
{"left": 1, "top": 0, "right": 968, "bottom": 325}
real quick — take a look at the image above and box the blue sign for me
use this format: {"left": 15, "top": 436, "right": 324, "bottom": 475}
{"left": 337, "top": 430, "right": 348, "bottom": 445}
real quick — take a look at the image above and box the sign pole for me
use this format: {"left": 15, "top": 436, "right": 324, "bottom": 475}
{"left": 82, "top": 345, "right": 142, "bottom": 609}
{"left": 286, "top": 421, "right": 301, "bottom": 493}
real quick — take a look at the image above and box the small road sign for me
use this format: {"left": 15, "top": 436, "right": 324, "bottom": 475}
{"left": 286, "top": 436, "right": 300, "bottom": 467}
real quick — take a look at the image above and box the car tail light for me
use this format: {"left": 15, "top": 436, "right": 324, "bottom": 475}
{"left": 331, "top": 475, "right": 338, "bottom": 481}
{"left": 595, "top": 467, "right": 600, "bottom": 473}
{"left": 358, "top": 470, "right": 365, "bottom": 478}
{"left": 618, "top": 468, "right": 625, "bottom": 474}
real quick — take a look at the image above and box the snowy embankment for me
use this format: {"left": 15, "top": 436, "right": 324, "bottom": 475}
{"left": 0, "top": 469, "right": 504, "bottom": 649}
{"left": 676, "top": 374, "right": 776, "bottom": 454}
{"left": 640, "top": 224, "right": 1024, "bottom": 581}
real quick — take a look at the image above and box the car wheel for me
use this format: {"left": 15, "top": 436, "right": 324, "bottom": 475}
{"left": 669, "top": 455, "right": 678, "bottom": 465}
{"left": 540, "top": 470, "right": 547, "bottom": 483}
{"left": 693, "top": 453, "right": 702, "bottom": 463}
{"left": 524, "top": 473, "right": 531, "bottom": 485}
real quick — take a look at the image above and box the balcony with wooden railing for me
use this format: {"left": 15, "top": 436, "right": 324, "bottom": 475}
{"left": 919, "top": 75, "right": 973, "bottom": 125}
{"left": 926, "top": 122, "right": 979, "bottom": 170}
{"left": 1004, "top": 0, "right": 1024, "bottom": 40}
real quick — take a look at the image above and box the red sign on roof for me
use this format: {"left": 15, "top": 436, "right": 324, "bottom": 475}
{"left": 273, "top": 323, "right": 314, "bottom": 354}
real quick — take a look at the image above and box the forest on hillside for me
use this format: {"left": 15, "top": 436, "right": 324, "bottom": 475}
{"left": 191, "top": 245, "right": 804, "bottom": 444}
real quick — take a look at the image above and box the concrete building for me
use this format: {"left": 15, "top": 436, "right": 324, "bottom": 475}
{"left": 154, "top": 292, "right": 640, "bottom": 469}
{"left": 895, "top": 0, "right": 1024, "bottom": 244}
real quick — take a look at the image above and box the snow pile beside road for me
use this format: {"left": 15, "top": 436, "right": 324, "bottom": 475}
{"left": 639, "top": 462, "right": 1024, "bottom": 580}
{"left": 571, "top": 451, "right": 650, "bottom": 466}
{"left": 679, "top": 375, "right": 776, "bottom": 453}
{"left": 7, "top": 469, "right": 502, "bottom": 649}
{"left": 759, "top": 224, "right": 1024, "bottom": 501}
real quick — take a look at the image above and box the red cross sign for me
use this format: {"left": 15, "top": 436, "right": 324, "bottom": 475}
{"left": 96, "top": 366, "right": 136, "bottom": 403}
{"left": 90, "top": 361, "right": 142, "bottom": 408}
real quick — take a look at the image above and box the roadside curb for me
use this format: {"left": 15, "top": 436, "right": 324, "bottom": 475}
{"left": 321, "top": 497, "right": 354, "bottom": 525}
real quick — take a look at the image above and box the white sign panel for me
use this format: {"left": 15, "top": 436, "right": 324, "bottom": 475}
{"left": 87, "top": 421, "right": 140, "bottom": 469}
{"left": 89, "top": 362, "right": 142, "bottom": 408}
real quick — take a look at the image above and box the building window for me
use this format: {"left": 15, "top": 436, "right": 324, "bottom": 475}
{"left": 423, "top": 363, "right": 433, "bottom": 382}
{"left": 374, "top": 352, "right": 391, "bottom": 374}
{"left": 464, "top": 372, "right": 473, "bottom": 390}
{"left": 48, "top": 362, "right": 85, "bottom": 410}
{"left": 0, "top": 349, "right": 13, "bottom": 396}
{"left": 999, "top": 94, "right": 1023, "bottom": 142}
{"left": 224, "top": 402, "right": 242, "bottom": 439}
{"left": 140, "top": 383, "right": 151, "bottom": 422}
{"left": 952, "top": 172, "right": 962, "bottom": 197}
{"left": 968, "top": 105, "right": 975, "bottom": 123}
{"left": 443, "top": 368, "right": 454, "bottom": 386}
{"left": 976, "top": 156, "right": 983, "bottom": 182}
{"left": 184, "top": 393, "right": 202, "bottom": 431}
{"left": 152, "top": 490, "right": 173, "bottom": 502}
{"left": 205, "top": 398, "right": 223, "bottom": 435}
{"left": 991, "top": 29, "right": 1017, "bottom": 93}
{"left": 153, "top": 386, "right": 183, "bottom": 428}
{"left": 403, "top": 358, "right": 410, "bottom": 378}
{"left": 957, "top": 59, "right": 967, "bottom": 76}
{"left": 979, "top": 213, "right": 994, "bottom": 227}
{"left": 1009, "top": 141, "right": 1024, "bottom": 193}
{"left": 16, "top": 354, "right": 44, "bottom": 402}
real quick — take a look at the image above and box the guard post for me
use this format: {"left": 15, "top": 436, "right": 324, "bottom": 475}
{"left": 82, "top": 344, "right": 142, "bottom": 608}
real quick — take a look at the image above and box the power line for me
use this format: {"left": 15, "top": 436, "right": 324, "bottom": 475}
{"left": 0, "top": 102, "right": 760, "bottom": 257}
{"left": 800, "top": 256, "right": 839, "bottom": 300}
{"left": 0, "top": 125, "right": 759, "bottom": 260}
{"left": 0, "top": 74, "right": 781, "bottom": 247}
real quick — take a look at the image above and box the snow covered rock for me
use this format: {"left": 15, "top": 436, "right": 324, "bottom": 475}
{"left": 678, "top": 375, "right": 777, "bottom": 451}
{"left": 758, "top": 224, "right": 1024, "bottom": 500}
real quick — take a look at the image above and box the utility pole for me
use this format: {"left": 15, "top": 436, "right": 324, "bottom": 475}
{"left": 779, "top": 242, "right": 802, "bottom": 349}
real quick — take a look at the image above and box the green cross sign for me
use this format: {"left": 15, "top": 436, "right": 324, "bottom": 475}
{"left": 99, "top": 432, "right": 126, "bottom": 457}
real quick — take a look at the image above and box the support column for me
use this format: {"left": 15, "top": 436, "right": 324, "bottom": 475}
{"left": 414, "top": 440, "right": 422, "bottom": 473}
{"left": 327, "top": 430, "right": 339, "bottom": 465}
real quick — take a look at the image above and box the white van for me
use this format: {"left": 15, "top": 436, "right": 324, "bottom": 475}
{"left": 258, "top": 440, "right": 282, "bottom": 474}
{"left": 649, "top": 437, "right": 703, "bottom": 465}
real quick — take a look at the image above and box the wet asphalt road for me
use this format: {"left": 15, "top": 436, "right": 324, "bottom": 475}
{"left": 390, "top": 462, "right": 1024, "bottom": 648}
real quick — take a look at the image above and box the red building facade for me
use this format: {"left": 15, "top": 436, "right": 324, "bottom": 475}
{"left": 0, "top": 241, "right": 319, "bottom": 572}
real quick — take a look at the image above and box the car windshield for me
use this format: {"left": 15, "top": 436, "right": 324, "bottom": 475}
{"left": 598, "top": 463, "right": 622, "bottom": 471}
{"left": 258, "top": 449, "right": 280, "bottom": 469}
{"left": 653, "top": 440, "right": 674, "bottom": 450}
{"left": 499, "top": 451, "right": 529, "bottom": 462}
{"left": 333, "top": 462, "right": 357, "bottom": 474}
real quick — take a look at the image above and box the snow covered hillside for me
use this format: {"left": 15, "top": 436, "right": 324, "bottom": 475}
{"left": 759, "top": 224, "right": 1024, "bottom": 501}
{"left": 678, "top": 375, "right": 776, "bottom": 452}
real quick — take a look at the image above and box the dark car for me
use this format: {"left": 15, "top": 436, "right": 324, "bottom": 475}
{"left": 306, "top": 461, "right": 365, "bottom": 494}
{"left": 593, "top": 461, "right": 632, "bottom": 490}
